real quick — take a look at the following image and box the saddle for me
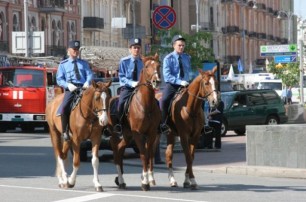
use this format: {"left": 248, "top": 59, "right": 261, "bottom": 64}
{"left": 56, "top": 89, "right": 83, "bottom": 116}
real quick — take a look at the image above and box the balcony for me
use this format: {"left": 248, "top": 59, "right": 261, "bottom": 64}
{"left": 83, "top": 17, "right": 104, "bottom": 31}
{"left": 258, "top": 33, "right": 266, "bottom": 39}
{"left": 256, "top": 3, "right": 266, "bottom": 10}
{"left": 248, "top": 31, "right": 258, "bottom": 38}
{"left": 280, "top": 38, "right": 288, "bottom": 44}
{"left": 225, "top": 55, "right": 240, "bottom": 64}
{"left": 256, "top": 59, "right": 266, "bottom": 65}
{"left": 275, "top": 37, "right": 281, "bottom": 42}
{"left": 38, "top": 0, "right": 65, "bottom": 13}
{"left": 267, "top": 35, "right": 274, "bottom": 41}
{"left": 221, "top": 26, "right": 240, "bottom": 34}
{"left": 221, "top": 0, "right": 233, "bottom": 3}
{"left": 199, "top": 22, "right": 215, "bottom": 32}
{"left": 266, "top": 7, "right": 274, "bottom": 14}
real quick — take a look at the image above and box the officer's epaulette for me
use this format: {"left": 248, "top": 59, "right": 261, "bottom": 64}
{"left": 77, "top": 58, "right": 87, "bottom": 63}
{"left": 121, "top": 56, "right": 130, "bottom": 61}
{"left": 60, "top": 59, "right": 68, "bottom": 64}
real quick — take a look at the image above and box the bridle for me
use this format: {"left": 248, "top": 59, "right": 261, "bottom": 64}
{"left": 187, "top": 74, "right": 217, "bottom": 101}
{"left": 136, "top": 59, "right": 160, "bottom": 90}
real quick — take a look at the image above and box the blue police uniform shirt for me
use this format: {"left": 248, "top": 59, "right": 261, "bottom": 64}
{"left": 56, "top": 57, "right": 93, "bottom": 89}
{"left": 163, "top": 51, "right": 191, "bottom": 85}
{"left": 118, "top": 55, "right": 143, "bottom": 87}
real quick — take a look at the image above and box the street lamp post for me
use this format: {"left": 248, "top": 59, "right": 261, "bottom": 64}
{"left": 277, "top": 10, "right": 294, "bottom": 43}
{"left": 195, "top": 0, "right": 199, "bottom": 33}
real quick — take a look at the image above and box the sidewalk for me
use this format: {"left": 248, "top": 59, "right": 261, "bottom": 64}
{"left": 123, "top": 134, "right": 306, "bottom": 179}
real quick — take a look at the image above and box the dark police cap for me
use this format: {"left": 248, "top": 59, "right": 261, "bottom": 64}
{"left": 129, "top": 38, "right": 141, "bottom": 47}
{"left": 68, "top": 40, "right": 80, "bottom": 49}
{"left": 172, "top": 35, "right": 185, "bottom": 43}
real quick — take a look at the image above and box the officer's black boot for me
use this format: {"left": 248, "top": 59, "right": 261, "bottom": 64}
{"left": 160, "top": 111, "right": 170, "bottom": 134}
{"left": 114, "top": 105, "right": 123, "bottom": 134}
{"left": 61, "top": 115, "right": 70, "bottom": 141}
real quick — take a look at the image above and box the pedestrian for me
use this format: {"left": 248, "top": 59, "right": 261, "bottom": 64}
{"left": 159, "top": 34, "right": 191, "bottom": 133}
{"left": 56, "top": 40, "right": 93, "bottom": 141}
{"left": 114, "top": 38, "right": 143, "bottom": 133}
{"left": 287, "top": 86, "right": 292, "bottom": 104}
{"left": 208, "top": 97, "right": 224, "bottom": 149}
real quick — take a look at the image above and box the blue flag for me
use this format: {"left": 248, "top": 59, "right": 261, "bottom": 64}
{"left": 238, "top": 59, "right": 244, "bottom": 73}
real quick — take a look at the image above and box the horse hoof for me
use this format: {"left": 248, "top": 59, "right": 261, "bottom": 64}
{"left": 141, "top": 183, "right": 150, "bottom": 191}
{"left": 118, "top": 183, "right": 126, "bottom": 189}
{"left": 170, "top": 182, "right": 178, "bottom": 187}
{"left": 149, "top": 180, "right": 156, "bottom": 186}
{"left": 191, "top": 184, "right": 198, "bottom": 190}
{"left": 183, "top": 182, "right": 191, "bottom": 188}
{"left": 95, "top": 186, "right": 104, "bottom": 192}
{"left": 67, "top": 183, "right": 75, "bottom": 188}
{"left": 114, "top": 177, "right": 119, "bottom": 186}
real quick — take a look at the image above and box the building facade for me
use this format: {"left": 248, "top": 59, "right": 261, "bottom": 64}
{"left": 0, "top": 0, "right": 296, "bottom": 74}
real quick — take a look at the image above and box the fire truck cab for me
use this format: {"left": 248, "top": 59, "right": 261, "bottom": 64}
{"left": 0, "top": 65, "right": 62, "bottom": 132}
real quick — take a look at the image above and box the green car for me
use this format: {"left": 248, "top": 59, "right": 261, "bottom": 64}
{"left": 220, "top": 89, "right": 288, "bottom": 136}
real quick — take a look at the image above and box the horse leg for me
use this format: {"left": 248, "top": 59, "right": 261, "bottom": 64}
{"left": 133, "top": 134, "right": 150, "bottom": 191}
{"left": 112, "top": 137, "right": 127, "bottom": 189}
{"left": 49, "top": 129, "right": 69, "bottom": 188}
{"left": 179, "top": 134, "right": 198, "bottom": 190}
{"left": 91, "top": 136, "right": 103, "bottom": 192}
{"left": 165, "top": 132, "right": 178, "bottom": 187}
{"left": 148, "top": 132, "right": 158, "bottom": 186}
{"left": 67, "top": 140, "right": 80, "bottom": 188}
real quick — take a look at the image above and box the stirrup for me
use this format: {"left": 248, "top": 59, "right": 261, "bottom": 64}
{"left": 160, "top": 124, "right": 170, "bottom": 134}
{"left": 114, "top": 124, "right": 122, "bottom": 134}
{"left": 63, "top": 132, "right": 70, "bottom": 141}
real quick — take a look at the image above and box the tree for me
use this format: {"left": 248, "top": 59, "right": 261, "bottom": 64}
{"left": 267, "top": 61, "right": 300, "bottom": 87}
{"left": 149, "top": 29, "right": 215, "bottom": 70}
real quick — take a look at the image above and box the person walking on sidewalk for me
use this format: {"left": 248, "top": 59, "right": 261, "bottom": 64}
{"left": 56, "top": 40, "right": 93, "bottom": 141}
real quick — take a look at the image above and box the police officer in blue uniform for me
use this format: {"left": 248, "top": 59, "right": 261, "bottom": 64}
{"left": 160, "top": 35, "right": 191, "bottom": 133}
{"left": 56, "top": 40, "right": 93, "bottom": 141}
{"left": 114, "top": 38, "right": 143, "bottom": 133}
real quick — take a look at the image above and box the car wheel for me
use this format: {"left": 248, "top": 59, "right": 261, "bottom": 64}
{"left": 221, "top": 120, "right": 228, "bottom": 137}
{"left": 0, "top": 124, "right": 7, "bottom": 132}
{"left": 266, "top": 115, "right": 279, "bottom": 125}
{"left": 234, "top": 129, "right": 246, "bottom": 136}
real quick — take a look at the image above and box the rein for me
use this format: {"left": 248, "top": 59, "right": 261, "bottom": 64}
{"left": 186, "top": 78, "right": 216, "bottom": 101}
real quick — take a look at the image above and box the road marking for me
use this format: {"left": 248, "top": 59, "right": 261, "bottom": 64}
{"left": 0, "top": 184, "right": 207, "bottom": 202}
{"left": 53, "top": 193, "right": 114, "bottom": 202}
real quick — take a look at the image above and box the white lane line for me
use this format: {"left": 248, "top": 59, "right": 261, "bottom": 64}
{"left": 0, "top": 184, "right": 207, "bottom": 202}
{"left": 52, "top": 193, "right": 114, "bottom": 202}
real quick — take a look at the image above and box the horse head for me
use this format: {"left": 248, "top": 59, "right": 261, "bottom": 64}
{"left": 140, "top": 53, "right": 161, "bottom": 89}
{"left": 88, "top": 80, "right": 112, "bottom": 126}
{"left": 198, "top": 66, "right": 219, "bottom": 107}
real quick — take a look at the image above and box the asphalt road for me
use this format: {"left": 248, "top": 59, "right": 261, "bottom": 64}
{"left": 1, "top": 129, "right": 306, "bottom": 202}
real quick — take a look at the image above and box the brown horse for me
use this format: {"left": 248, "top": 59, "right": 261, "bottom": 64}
{"left": 45, "top": 80, "right": 111, "bottom": 191}
{"left": 159, "top": 66, "right": 218, "bottom": 190}
{"left": 109, "top": 53, "right": 161, "bottom": 191}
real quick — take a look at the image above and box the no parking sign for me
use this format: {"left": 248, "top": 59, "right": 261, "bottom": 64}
{"left": 152, "top": 5, "right": 176, "bottom": 30}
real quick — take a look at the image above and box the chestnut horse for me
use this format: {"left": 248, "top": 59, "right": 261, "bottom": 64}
{"left": 160, "top": 66, "right": 218, "bottom": 190}
{"left": 45, "top": 80, "right": 111, "bottom": 191}
{"left": 109, "top": 54, "right": 161, "bottom": 191}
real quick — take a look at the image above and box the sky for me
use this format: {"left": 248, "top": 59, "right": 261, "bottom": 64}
{"left": 294, "top": 0, "right": 306, "bottom": 19}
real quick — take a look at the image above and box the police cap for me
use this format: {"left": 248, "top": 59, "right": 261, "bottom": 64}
{"left": 129, "top": 38, "right": 141, "bottom": 47}
{"left": 172, "top": 35, "right": 185, "bottom": 44}
{"left": 68, "top": 40, "right": 80, "bottom": 49}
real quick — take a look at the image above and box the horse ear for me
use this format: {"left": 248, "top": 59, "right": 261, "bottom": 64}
{"left": 212, "top": 66, "right": 218, "bottom": 73}
{"left": 154, "top": 52, "right": 159, "bottom": 60}
{"left": 198, "top": 68, "right": 203, "bottom": 74}
{"left": 91, "top": 80, "right": 97, "bottom": 88}
{"left": 141, "top": 55, "right": 147, "bottom": 63}
{"left": 106, "top": 80, "right": 112, "bottom": 88}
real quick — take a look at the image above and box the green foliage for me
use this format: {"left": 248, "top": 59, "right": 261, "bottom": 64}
{"left": 267, "top": 61, "right": 300, "bottom": 87}
{"left": 149, "top": 29, "right": 215, "bottom": 70}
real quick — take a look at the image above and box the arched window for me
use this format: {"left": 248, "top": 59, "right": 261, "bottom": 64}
{"left": 31, "top": 17, "right": 37, "bottom": 31}
{"left": 52, "top": 20, "right": 56, "bottom": 46}
{"left": 0, "top": 12, "right": 4, "bottom": 40}
{"left": 57, "top": 21, "right": 62, "bottom": 46}
{"left": 13, "top": 14, "right": 19, "bottom": 31}
{"left": 41, "top": 17, "right": 46, "bottom": 31}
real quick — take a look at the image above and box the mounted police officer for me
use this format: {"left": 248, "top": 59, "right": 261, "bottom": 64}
{"left": 114, "top": 38, "right": 144, "bottom": 133}
{"left": 159, "top": 35, "right": 191, "bottom": 133}
{"left": 56, "top": 40, "right": 93, "bottom": 141}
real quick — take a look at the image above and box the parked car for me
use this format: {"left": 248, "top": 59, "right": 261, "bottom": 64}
{"left": 220, "top": 89, "right": 288, "bottom": 136}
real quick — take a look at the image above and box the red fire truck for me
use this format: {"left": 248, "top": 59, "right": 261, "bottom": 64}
{"left": 0, "top": 64, "right": 62, "bottom": 132}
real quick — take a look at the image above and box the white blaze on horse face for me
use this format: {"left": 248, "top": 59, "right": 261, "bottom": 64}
{"left": 209, "top": 77, "right": 218, "bottom": 104}
{"left": 98, "top": 92, "right": 108, "bottom": 126}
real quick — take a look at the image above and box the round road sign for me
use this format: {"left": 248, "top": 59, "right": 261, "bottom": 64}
{"left": 152, "top": 5, "right": 176, "bottom": 30}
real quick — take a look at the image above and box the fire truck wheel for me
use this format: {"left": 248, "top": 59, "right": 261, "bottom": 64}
{"left": 0, "top": 124, "right": 7, "bottom": 132}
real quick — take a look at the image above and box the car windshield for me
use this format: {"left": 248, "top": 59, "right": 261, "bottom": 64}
{"left": 254, "top": 82, "right": 282, "bottom": 91}
{"left": 0, "top": 69, "right": 44, "bottom": 87}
